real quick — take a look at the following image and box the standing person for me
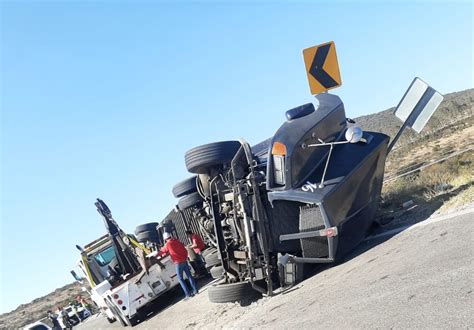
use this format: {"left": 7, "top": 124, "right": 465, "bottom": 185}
{"left": 60, "top": 307, "right": 72, "bottom": 329}
{"left": 148, "top": 232, "right": 198, "bottom": 299}
{"left": 78, "top": 296, "right": 92, "bottom": 317}
{"left": 61, "top": 307, "right": 72, "bottom": 329}
{"left": 185, "top": 230, "right": 206, "bottom": 272}
{"left": 185, "top": 230, "right": 206, "bottom": 256}
{"left": 48, "top": 310, "right": 61, "bottom": 330}
{"left": 55, "top": 308, "right": 66, "bottom": 329}
{"left": 71, "top": 303, "right": 82, "bottom": 323}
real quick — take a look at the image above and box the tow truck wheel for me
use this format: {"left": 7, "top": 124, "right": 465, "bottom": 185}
{"left": 172, "top": 176, "right": 198, "bottom": 198}
{"left": 177, "top": 192, "right": 203, "bottom": 210}
{"left": 208, "top": 281, "right": 261, "bottom": 304}
{"left": 184, "top": 141, "right": 242, "bottom": 174}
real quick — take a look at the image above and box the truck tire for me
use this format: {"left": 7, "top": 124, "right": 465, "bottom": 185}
{"left": 178, "top": 192, "right": 203, "bottom": 210}
{"left": 136, "top": 230, "right": 160, "bottom": 243}
{"left": 185, "top": 141, "right": 242, "bottom": 174}
{"left": 135, "top": 223, "right": 158, "bottom": 235}
{"left": 210, "top": 265, "right": 224, "bottom": 279}
{"left": 204, "top": 249, "right": 220, "bottom": 268}
{"left": 172, "top": 176, "right": 198, "bottom": 198}
{"left": 208, "top": 281, "right": 261, "bottom": 304}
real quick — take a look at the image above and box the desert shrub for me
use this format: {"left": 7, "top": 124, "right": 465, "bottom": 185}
{"left": 418, "top": 165, "right": 454, "bottom": 199}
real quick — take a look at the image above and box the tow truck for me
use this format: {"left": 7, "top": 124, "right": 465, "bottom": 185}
{"left": 71, "top": 199, "right": 180, "bottom": 326}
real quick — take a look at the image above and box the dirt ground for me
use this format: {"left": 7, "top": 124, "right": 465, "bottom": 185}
{"left": 78, "top": 204, "right": 474, "bottom": 329}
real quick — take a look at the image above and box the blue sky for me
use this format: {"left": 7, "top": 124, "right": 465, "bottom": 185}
{"left": 1, "top": 1, "right": 472, "bottom": 314}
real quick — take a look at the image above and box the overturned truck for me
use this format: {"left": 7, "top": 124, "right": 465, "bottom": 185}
{"left": 173, "top": 80, "right": 443, "bottom": 303}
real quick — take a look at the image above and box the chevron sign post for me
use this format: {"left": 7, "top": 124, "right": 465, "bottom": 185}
{"left": 303, "top": 41, "right": 342, "bottom": 95}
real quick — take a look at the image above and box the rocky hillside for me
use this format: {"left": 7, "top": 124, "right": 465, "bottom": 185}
{"left": 1, "top": 88, "right": 472, "bottom": 330}
{"left": 354, "top": 88, "right": 473, "bottom": 145}
{"left": 0, "top": 282, "right": 86, "bottom": 329}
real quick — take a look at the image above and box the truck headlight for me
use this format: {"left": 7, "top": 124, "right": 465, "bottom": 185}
{"left": 272, "top": 142, "right": 286, "bottom": 186}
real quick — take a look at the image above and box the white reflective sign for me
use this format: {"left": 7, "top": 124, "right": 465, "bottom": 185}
{"left": 395, "top": 77, "right": 444, "bottom": 133}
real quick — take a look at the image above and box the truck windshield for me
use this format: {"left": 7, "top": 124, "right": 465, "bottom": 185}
{"left": 94, "top": 246, "right": 115, "bottom": 266}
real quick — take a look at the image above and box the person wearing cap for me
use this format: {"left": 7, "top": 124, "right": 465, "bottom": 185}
{"left": 149, "top": 232, "right": 198, "bottom": 299}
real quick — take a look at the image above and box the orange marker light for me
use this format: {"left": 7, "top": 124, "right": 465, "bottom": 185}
{"left": 271, "top": 142, "right": 286, "bottom": 156}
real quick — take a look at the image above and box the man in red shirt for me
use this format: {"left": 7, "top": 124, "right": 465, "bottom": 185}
{"left": 186, "top": 230, "right": 207, "bottom": 274}
{"left": 150, "top": 232, "right": 198, "bottom": 299}
{"left": 186, "top": 230, "right": 206, "bottom": 254}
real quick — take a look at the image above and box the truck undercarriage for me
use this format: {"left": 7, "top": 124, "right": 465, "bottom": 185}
{"left": 175, "top": 94, "right": 399, "bottom": 302}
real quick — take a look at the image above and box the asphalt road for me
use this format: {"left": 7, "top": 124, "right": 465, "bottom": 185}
{"left": 78, "top": 207, "right": 474, "bottom": 329}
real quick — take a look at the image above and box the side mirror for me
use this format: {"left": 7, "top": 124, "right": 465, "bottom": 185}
{"left": 345, "top": 126, "right": 364, "bottom": 143}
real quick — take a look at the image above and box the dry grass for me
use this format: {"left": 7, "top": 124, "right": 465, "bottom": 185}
{"left": 438, "top": 184, "right": 474, "bottom": 212}
{"left": 385, "top": 121, "right": 474, "bottom": 179}
{"left": 383, "top": 150, "right": 474, "bottom": 209}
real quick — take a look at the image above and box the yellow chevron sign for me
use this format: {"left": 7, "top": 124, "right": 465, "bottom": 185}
{"left": 303, "top": 41, "right": 342, "bottom": 94}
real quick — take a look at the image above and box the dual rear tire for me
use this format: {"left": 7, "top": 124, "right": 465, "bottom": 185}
{"left": 134, "top": 223, "right": 159, "bottom": 244}
{"left": 172, "top": 176, "right": 198, "bottom": 198}
{"left": 177, "top": 192, "right": 203, "bottom": 210}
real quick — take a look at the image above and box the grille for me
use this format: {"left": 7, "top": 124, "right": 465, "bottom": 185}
{"left": 299, "top": 205, "right": 328, "bottom": 258}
